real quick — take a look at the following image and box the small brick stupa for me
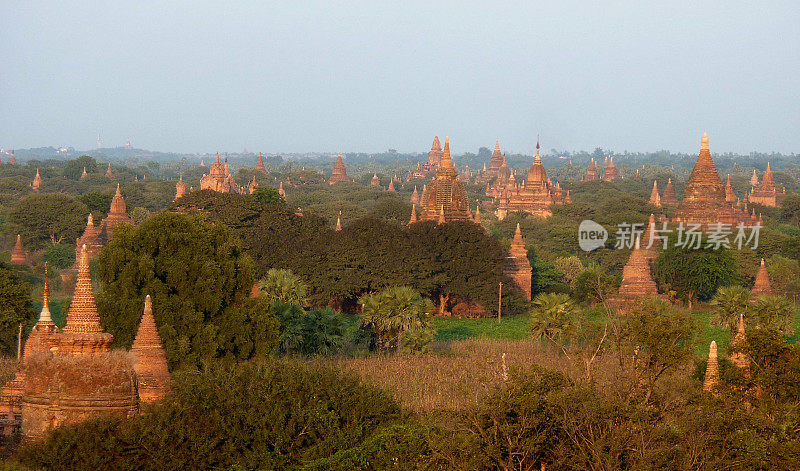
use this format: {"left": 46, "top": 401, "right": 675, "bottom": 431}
{"left": 419, "top": 137, "right": 472, "bottom": 223}
{"left": 503, "top": 224, "right": 532, "bottom": 300}
{"left": 649, "top": 181, "right": 661, "bottom": 207}
{"left": 105, "top": 163, "right": 115, "bottom": 179}
{"left": 748, "top": 163, "right": 785, "bottom": 207}
{"left": 8, "top": 150, "right": 17, "bottom": 165}
{"left": 10, "top": 234, "right": 26, "bottom": 265}
{"left": 730, "top": 314, "right": 750, "bottom": 369}
{"left": 406, "top": 205, "right": 418, "bottom": 226}
{"left": 131, "top": 295, "right": 172, "bottom": 403}
{"left": 80, "top": 167, "right": 88, "bottom": 180}
{"left": 175, "top": 175, "right": 187, "bottom": 201}
{"left": 662, "top": 178, "right": 679, "bottom": 206}
{"left": 255, "top": 152, "right": 267, "bottom": 174}
{"left": 24, "top": 264, "right": 60, "bottom": 358}
{"left": 99, "top": 184, "right": 134, "bottom": 244}
{"left": 410, "top": 186, "right": 420, "bottom": 204}
{"left": 610, "top": 237, "right": 663, "bottom": 310}
{"left": 673, "top": 134, "right": 738, "bottom": 228}
{"left": 703, "top": 341, "right": 719, "bottom": 392}
{"left": 371, "top": 173, "right": 380, "bottom": 187}
{"left": 584, "top": 158, "right": 599, "bottom": 181}
{"left": 58, "top": 245, "right": 114, "bottom": 355}
{"left": 31, "top": 169, "right": 42, "bottom": 191}
{"left": 328, "top": 153, "right": 350, "bottom": 185}
{"left": 602, "top": 157, "right": 620, "bottom": 181}
{"left": 751, "top": 258, "right": 773, "bottom": 297}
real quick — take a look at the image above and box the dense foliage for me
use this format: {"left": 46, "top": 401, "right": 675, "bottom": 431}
{"left": 0, "top": 264, "right": 35, "bottom": 355}
{"left": 96, "top": 212, "right": 256, "bottom": 368}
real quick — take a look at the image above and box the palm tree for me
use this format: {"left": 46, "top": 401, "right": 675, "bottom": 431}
{"left": 257, "top": 268, "right": 309, "bottom": 307}
{"left": 529, "top": 293, "right": 579, "bottom": 344}
{"left": 709, "top": 286, "right": 751, "bottom": 335}
{"left": 359, "top": 286, "right": 435, "bottom": 352}
{"left": 751, "top": 295, "right": 795, "bottom": 335}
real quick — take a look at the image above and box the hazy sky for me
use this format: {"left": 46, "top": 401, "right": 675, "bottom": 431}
{"left": 2, "top": 1, "right": 798, "bottom": 155}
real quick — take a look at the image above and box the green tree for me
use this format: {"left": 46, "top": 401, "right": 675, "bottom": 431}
{"left": 274, "top": 303, "right": 349, "bottom": 356}
{"left": 43, "top": 243, "right": 75, "bottom": 270}
{"left": 620, "top": 298, "right": 696, "bottom": 403}
{"left": 0, "top": 264, "right": 35, "bottom": 355}
{"left": 252, "top": 186, "right": 285, "bottom": 206}
{"left": 780, "top": 193, "right": 800, "bottom": 226}
{"left": 10, "top": 194, "right": 89, "bottom": 248}
{"left": 359, "top": 286, "right": 435, "bottom": 352}
{"left": 96, "top": 212, "right": 254, "bottom": 368}
{"left": 77, "top": 192, "right": 113, "bottom": 217}
{"left": 653, "top": 245, "right": 741, "bottom": 301}
{"left": 257, "top": 268, "right": 309, "bottom": 307}
{"left": 709, "top": 285, "right": 751, "bottom": 335}
{"left": 529, "top": 293, "right": 579, "bottom": 344}
{"left": 766, "top": 254, "right": 800, "bottom": 300}
{"left": 63, "top": 155, "right": 98, "bottom": 180}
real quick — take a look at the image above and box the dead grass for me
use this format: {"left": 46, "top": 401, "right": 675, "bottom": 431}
{"left": 331, "top": 339, "right": 579, "bottom": 412}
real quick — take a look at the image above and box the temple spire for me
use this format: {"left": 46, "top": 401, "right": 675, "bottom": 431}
{"left": 39, "top": 263, "right": 53, "bottom": 324}
{"left": 132, "top": 294, "right": 172, "bottom": 403}
{"left": 408, "top": 204, "right": 418, "bottom": 226}
{"left": 703, "top": 341, "right": 719, "bottom": 392}
{"left": 335, "top": 211, "right": 342, "bottom": 231}
{"left": 701, "top": 132, "right": 710, "bottom": 152}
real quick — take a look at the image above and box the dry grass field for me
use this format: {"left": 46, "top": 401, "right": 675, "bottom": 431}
{"left": 331, "top": 338, "right": 580, "bottom": 412}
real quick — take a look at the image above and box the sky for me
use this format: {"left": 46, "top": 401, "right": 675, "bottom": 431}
{"left": 1, "top": 1, "right": 799, "bottom": 155}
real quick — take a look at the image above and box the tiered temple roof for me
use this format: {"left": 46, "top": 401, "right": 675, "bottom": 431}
{"left": 10, "top": 234, "right": 26, "bottom": 265}
{"left": 494, "top": 140, "right": 563, "bottom": 220}
{"left": 8, "top": 151, "right": 17, "bottom": 165}
{"left": 328, "top": 153, "right": 350, "bottom": 185}
{"left": 477, "top": 141, "right": 505, "bottom": 182}
{"left": 410, "top": 186, "right": 420, "bottom": 204}
{"left": 99, "top": 184, "right": 134, "bottom": 244}
{"left": 672, "top": 134, "right": 739, "bottom": 228}
{"left": 724, "top": 175, "right": 736, "bottom": 203}
{"left": 31, "top": 169, "right": 42, "bottom": 191}
{"left": 662, "top": 178, "right": 679, "bottom": 206}
{"left": 131, "top": 295, "right": 172, "bottom": 403}
{"left": 751, "top": 258, "right": 773, "bottom": 297}
{"left": 750, "top": 169, "right": 759, "bottom": 187}
{"left": 419, "top": 137, "right": 472, "bottom": 223}
{"left": 387, "top": 179, "right": 396, "bottom": 192}
{"left": 200, "top": 153, "right": 237, "bottom": 193}
{"left": 427, "top": 136, "right": 443, "bottom": 169}
{"left": 584, "top": 158, "right": 599, "bottom": 181}
{"left": 503, "top": 224, "right": 532, "bottom": 300}
{"left": 58, "top": 245, "right": 114, "bottom": 355}
{"left": 749, "top": 163, "right": 786, "bottom": 207}
{"left": 371, "top": 173, "right": 380, "bottom": 187}
{"left": 255, "top": 152, "right": 267, "bottom": 174}
{"left": 105, "top": 163, "right": 115, "bottom": 179}
{"left": 649, "top": 181, "right": 661, "bottom": 207}
{"left": 610, "top": 237, "right": 663, "bottom": 310}
{"left": 602, "top": 157, "right": 619, "bottom": 181}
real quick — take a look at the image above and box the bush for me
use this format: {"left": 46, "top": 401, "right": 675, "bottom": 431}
{"left": 18, "top": 360, "right": 402, "bottom": 470}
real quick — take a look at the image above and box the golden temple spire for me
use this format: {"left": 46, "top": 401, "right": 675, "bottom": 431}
{"left": 335, "top": 211, "right": 342, "bottom": 231}
{"left": 701, "top": 132, "right": 710, "bottom": 152}
{"left": 703, "top": 341, "right": 719, "bottom": 392}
